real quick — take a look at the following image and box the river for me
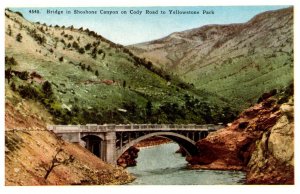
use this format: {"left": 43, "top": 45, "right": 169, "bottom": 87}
{"left": 127, "top": 143, "right": 246, "bottom": 185}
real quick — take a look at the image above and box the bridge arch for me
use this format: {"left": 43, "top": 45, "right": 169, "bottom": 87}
{"left": 81, "top": 135, "right": 103, "bottom": 158}
{"left": 116, "top": 131, "right": 198, "bottom": 159}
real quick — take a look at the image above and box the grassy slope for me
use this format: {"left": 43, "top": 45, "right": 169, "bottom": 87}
{"left": 129, "top": 7, "right": 294, "bottom": 110}
{"left": 5, "top": 9, "right": 233, "bottom": 124}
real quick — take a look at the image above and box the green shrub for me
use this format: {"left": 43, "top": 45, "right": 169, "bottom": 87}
{"left": 18, "top": 84, "right": 41, "bottom": 99}
{"left": 5, "top": 56, "right": 18, "bottom": 66}
{"left": 78, "top": 47, "right": 85, "bottom": 54}
{"left": 29, "top": 29, "right": 46, "bottom": 45}
{"left": 10, "top": 82, "right": 16, "bottom": 91}
{"left": 72, "top": 41, "right": 79, "bottom": 50}
{"left": 86, "top": 65, "right": 92, "bottom": 72}
{"left": 16, "top": 33, "right": 22, "bottom": 42}
{"left": 17, "top": 71, "right": 29, "bottom": 80}
{"left": 84, "top": 43, "right": 91, "bottom": 51}
{"left": 7, "top": 25, "right": 12, "bottom": 36}
{"left": 95, "top": 70, "right": 99, "bottom": 77}
{"left": 15, "top": 11, "right": 23, "bottom": 17}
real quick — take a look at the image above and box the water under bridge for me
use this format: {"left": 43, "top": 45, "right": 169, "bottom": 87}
{"left": 48, "top": 124, "right": 224, "bottom": 164}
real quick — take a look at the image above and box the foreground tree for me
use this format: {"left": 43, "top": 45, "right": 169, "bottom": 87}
{"left": 40, "top": 147, "right": 74, "bottom": 180}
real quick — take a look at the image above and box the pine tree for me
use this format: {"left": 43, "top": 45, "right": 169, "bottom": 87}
{"left": 146, "top": 101, "right": 153, "bottom": 118}
{"left": 42, "top": 81, "right": 53, "bottom": 96}
{"left": 95, "top": 70, "right": 99, "bottom": 77}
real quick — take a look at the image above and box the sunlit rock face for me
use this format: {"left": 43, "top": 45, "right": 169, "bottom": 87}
{"left": 187, "top": 91, "right": 294, "bottom": 184}
{"left": 247, "top": 98, "right": 294, "bottom": 184}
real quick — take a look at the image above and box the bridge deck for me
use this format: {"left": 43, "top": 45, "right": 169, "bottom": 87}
{"left": 48, "top": 124, "right": 224, "bottom": 133}
{"left": 48, "top": 124, "right": 224, "bottom": 164}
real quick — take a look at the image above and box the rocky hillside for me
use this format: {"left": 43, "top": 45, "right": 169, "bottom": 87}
{"left": 6, "top": 129, "right": 134, "bottom": 185}
{"left": 5, "top": 86, "right": 134, "bottom": 185}
{"left": 5, "top": 9, "right": 234, "bottom": 125}
{"left": 129, "top": 7, "right": 294, "bottom": 110}
{"left": 187, "top": 85, "right": 294, "bottom": 184}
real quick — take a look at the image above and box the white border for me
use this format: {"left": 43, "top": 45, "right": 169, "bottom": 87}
{"left": 0, "top": 0, "right": 299, "bottom": 194}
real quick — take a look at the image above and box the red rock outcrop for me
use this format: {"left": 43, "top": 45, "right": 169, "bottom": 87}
{"left": 117, "top": 146, "right": 139, "bottom": 168}
{"left": 187, "top": 94, "right": 294, "bottom": 184}
{"left": 187, "top": 97, "right": 281, "bottom": 169}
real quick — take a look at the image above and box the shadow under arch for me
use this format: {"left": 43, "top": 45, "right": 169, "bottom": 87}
{"left": 81, "top": 135, "right": 103, "bottom": 157}
{"left": 116, "top": 132, "right": 198, "bottom": 160}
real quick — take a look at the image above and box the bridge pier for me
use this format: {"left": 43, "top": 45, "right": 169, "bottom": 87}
{"left": 102, "top": 132, "right": 117, "bottom": 165}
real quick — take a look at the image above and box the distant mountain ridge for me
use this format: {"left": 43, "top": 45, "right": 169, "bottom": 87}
{"left": 129, "top": 7, "right": 294, "bottom": 109}
{"left": 5, "top": 8, "right": 235, "bottom": 125}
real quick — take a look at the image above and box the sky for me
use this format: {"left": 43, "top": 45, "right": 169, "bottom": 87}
{"left": 12, "top": 6, "right": 290, "bottom": 45}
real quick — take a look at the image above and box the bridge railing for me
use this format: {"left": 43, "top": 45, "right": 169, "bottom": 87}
{"left": 47, "top": 125, "right": 87, "bottom": 132}
{"left": 48, "top": 123, "right": 224, "bottom": 132}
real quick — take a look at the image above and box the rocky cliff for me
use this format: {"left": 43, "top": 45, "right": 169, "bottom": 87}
{"left": 187, "top": 86, "right": 294, "bottom": 184}
{"left": 247, "top": 98, "right": 294, "bottom": 184}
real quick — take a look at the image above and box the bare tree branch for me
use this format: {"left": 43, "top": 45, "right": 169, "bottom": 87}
{"left": 39, "top": 146, "right": 75, "bottom": 180}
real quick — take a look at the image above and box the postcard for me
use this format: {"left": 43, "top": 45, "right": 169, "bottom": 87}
{"left": 3, "top": 4, "right": 294, "bottom": 187}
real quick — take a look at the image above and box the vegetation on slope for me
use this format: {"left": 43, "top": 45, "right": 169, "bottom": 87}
{"left": 129, "top": 7, "right": 294, "bottom": 111}
{"left": 5, "top": 8, "right": 236, "bottom": 125}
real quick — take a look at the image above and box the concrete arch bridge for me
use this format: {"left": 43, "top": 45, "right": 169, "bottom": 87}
{"left": 48, "top": 124, "right": 223, "bottom": 164}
